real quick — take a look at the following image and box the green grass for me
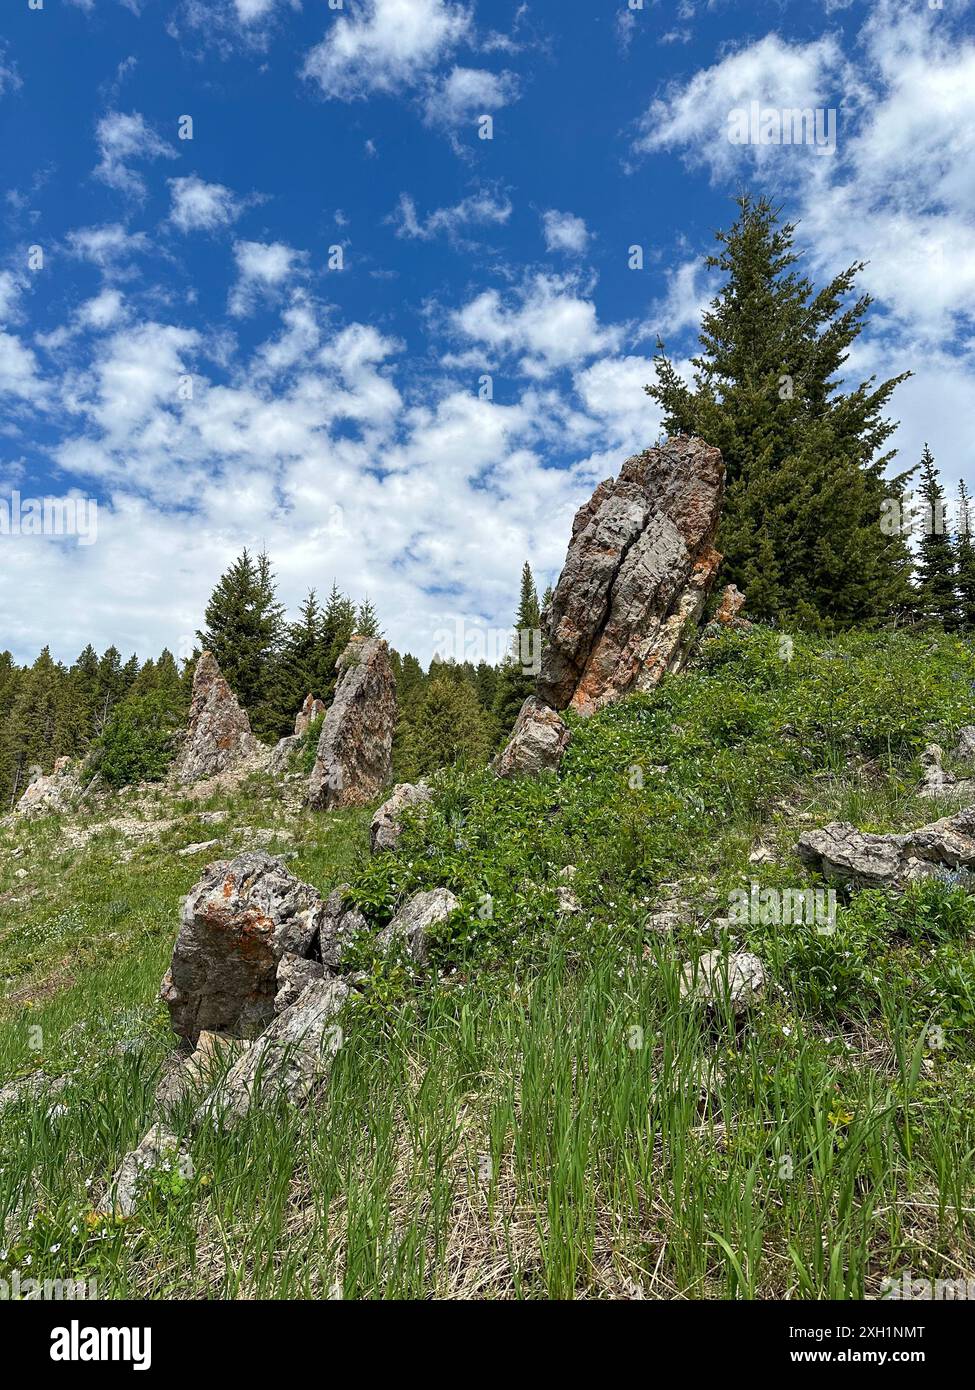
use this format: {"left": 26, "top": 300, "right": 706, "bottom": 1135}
{"left": 3, "top": 626, "right": 975, "bottom": 1298}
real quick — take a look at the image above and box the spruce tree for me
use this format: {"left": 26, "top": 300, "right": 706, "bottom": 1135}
{"left": 915, "top": 445, "right": 958, "bottom": 627}
{"left": 197, "top": 548, "right": 285, "bottom": 733}
{"left": 492, "top": 562, "right": 542, "bottom": 739}
{"left": 647, "top": 194, "right": 914, "bottom": 627}
{"left": 955, "top": 480, "right": 975, "bottom": 632}
{"left": 407, "top": 677, "right": 492, "bottom": 777}
{"left": 356, "top": 599, "right": 381, "bottom": 637}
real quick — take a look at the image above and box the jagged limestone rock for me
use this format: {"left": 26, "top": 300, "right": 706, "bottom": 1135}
{"left": 172, "top": 651, "right": 260, "bottom": 786}
{"left": 798, "top": 805, "right": 975, "bottom": 890}
{"left": 198, "top": 977, "right": 349, "bottom": 1127}
{"left": 376, "top": 888, "right": 459, "bottom": 967}
{"left": 161, "top": 851, "right": 329, "bottom": 1044}
{"left": 495, "top": 697, "right": 571, "bottom": 779}
{"left": 308, "top": 637, "right": 396, "bottom": 811}
{"left": 537, "top": 435, "right": 724, "bottom": 717}
{"left": 14, "top": 758, "right": 80, "bottom": 818}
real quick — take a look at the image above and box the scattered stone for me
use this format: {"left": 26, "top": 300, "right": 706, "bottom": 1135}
{"left": 98, "top": 1124, "right": 192, "bottom": 1219}
{"left": 536, "top": 435, "right": 725, "bottom": 717}
{"left": 680, "top": 950, "right": 766, "bottom": 1014}
{"left": 370, "top": 782, "right": 433, "bottom": 853}
{"left": 495, "top": 696, "right": 571, "bottom": 779}
{"left": 556, "top": 865, "right": 581, "bottom": 914}
{"left": 294, "top": 693, "right": 327, "bottom": 736}
{"left": 275, "top": 954, "right": 325, "bottom": 1013}
{"left": 232, "top": 826, "right": 296, "bottom": 849}
{"left": 171, "top": 651, "right": 260, "bottom": 786}
{"left": 308, "top": 637, "right": 396, "bottom": 811}
{"left": 177, "top": 839, "right": 221, "bottom": 858}
{"left": 199, "top": 978, "right": 349, "bottom": 1127}
{"left": 0, "top": 1071, "right": 68, "bottom": 1112}
{"left": 161, "top": 852, "right": 329, "bottom": 1044}
{"left": 798, "top": 805, "right": 975, "bottom": 890}
{"left": 748, "top": 844, "right": 774, "bottom": 864}
{"left": 376, "top": 888, "right": 459, "bottom": 967}
{"left": 646, "top": 910, "right": 681, "bottom": 933}
{"left": 14, "top": 758, "right": 81, "bottom": 819}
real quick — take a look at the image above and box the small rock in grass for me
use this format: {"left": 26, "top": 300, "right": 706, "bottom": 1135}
{"left": 679, "top": 950, "right": 766, "bottom": 1015}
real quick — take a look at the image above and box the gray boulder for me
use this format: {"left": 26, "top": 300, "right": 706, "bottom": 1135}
{"left": 955, "top": 726, "right": 975, "bottom": 763}
{"left": 98, "top": 1124, "right": 193, "bottom": 1219}
{"left": 376, "top": 887, "right": 459, "bottom": 966}
{"left": 798, "top": 804, "right": 975, "bottom": 890}
{"left": 680, "top": 950, "right": 766, "bottom": 1014}
{"left": 370, "top": 782, "right": 433, "bottom": 853}
{"left": 495, "top": 697, "right": 571, "bottom": 779}
{"left": 199, "top": 977, "right": 349, "bottom": 1127}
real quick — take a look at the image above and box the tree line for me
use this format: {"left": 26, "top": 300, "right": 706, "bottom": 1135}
{"left": 3, "top": 194, "right": 971, "bottom": 802}
{"left": 0, "top": 553, "right": 548, "bottom": 804}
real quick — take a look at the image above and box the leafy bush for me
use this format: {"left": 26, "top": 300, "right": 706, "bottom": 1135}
{"left": 96, "top": 691, "right": 181, "bottom": 788}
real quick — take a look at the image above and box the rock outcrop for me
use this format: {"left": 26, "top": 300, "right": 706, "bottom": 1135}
{"left": 14, "top": 757, "right": 81, "bottom": 818}
{"left": 497, "top": 436, "right": 724, "bottom": 776}
{"left": 161, "top": 852, "right": 332, "bottom": 1043}
{"left": 370, "top": 782, "right": 433, "bottom": 853}
{"left": 798, "top": 805, "right": 975, "bottom": 891}
{"left": 376, "top": 888, "right": 459, "bottom": 967}
{"left": 495, "top": 697, "right": 572, "bottom": 779}
{"left": 308, "top": 637, "right": 396, "bottom": 810}
{"left": 537, "top": 436, "right": 724, "bottom": 717}
{"left": 98, "top": 1124, "right": 193, "bottom": 1219}
{"left": 172, "top": 651, "right": 260, "bottom": 786}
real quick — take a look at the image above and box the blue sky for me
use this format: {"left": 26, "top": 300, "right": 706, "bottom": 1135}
{"left": 1, "top": 0, "right": 973, "bottom": 668}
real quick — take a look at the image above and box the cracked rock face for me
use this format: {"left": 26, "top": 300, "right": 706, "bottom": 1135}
{"left": 536, "top": 435, "right": 725, "bottom": 718}
{"left": 798, "top": 805, "right": 975, "bottom": 890}
{"left": 172, "top": 651, "right": 260, "bottom": 786}
{"left": 495, "top": 697, "right": 572, "bottom": 779}
{"left": 198, "top": 977, "right": 349, "bottom": 1127}
{"left": 308, "top": 637, "right": 396, "bottom": 811}
{"left": 161, "top": 852, "right": 330, "bottom": 1044}
{"left": 370, "top": 782, "right": 433, "bottom": 853}
{"left": 376, "top": 888, "right": 459, "bottom": 967}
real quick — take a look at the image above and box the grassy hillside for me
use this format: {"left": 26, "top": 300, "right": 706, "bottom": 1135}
{"left": 3, "top": 626, "right": 975, "bottom": 1299}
